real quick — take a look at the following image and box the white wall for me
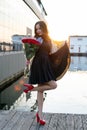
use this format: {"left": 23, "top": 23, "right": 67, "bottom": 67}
{"left": 70, "top": 36, "right": 87, "bottom": 53}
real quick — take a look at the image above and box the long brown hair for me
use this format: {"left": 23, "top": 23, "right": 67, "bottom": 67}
{"left": 34, "top": 21, "right": 51, "bottom": 42}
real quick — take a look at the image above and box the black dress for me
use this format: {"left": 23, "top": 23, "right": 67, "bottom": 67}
{"left": 29, "top": 40, "right": 70, "bottom": 84}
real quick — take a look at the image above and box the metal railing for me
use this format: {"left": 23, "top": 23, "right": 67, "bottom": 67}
{"left": 0, "top": 42, "right": 23, "bottom": 52}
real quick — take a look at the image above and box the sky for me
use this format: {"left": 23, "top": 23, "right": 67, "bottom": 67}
{"left": 42, "top": 0, "right": 87, "bottom": 41}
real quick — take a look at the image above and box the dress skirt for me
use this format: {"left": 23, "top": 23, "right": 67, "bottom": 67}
{"left": 28, "top": 42, "right": 71, "bottom": 84}
{"left": 50, "top": 43, "right": 71, "bottom": 80}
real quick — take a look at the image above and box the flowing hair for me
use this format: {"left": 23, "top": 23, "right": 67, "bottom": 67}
{"left": 34, "top": 21, "right": 51, "bottom": 42}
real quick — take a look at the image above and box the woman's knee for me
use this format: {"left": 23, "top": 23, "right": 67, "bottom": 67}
{"left": 48, "top": 81, "right": 57, "bottom": 89}
{"left": 38, "top": 85, "right": 44, "bottom": 93}
{"left": 52, "top": 82, "right": 57, "bottom": 89}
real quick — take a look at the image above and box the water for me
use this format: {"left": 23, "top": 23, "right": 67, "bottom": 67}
{"left": 0, "top": 56, "right": 87, "bottom": 113}
{"left": 69, "top": 56, "right": 87, "bottom": 71}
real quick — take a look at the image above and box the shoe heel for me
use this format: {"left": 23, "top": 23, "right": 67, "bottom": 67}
{"left": 23, "top": 89, "right": 28, "bottom": 93}
{"left": 36, "top": 113, "right": 40, "bottom": 122}
{"left": 36, "top": 113, "right": 46, "bottom": 125}
{"left": 23, "top": 84, "right": 34, "bottom": 93}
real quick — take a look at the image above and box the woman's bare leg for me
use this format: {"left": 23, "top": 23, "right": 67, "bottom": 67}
{"left": 36, "top": 81, "right": 57, "bottom": 120}
{"left": 32, "top": 80, "right": 57, "bottom": 92}
{"left": 37, "top": 91, "right": 43, "bottom": 119}
{"left": 24, "top": 81, "right": 57, "bottom": 120}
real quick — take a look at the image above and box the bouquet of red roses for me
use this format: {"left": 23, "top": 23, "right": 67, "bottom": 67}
{"left": 22, "top": 38, "right": 42, "bottom": 60}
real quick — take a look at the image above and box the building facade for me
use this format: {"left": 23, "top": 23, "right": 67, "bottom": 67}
{"left": 0, "top": 0, "right": 47, "bottom": 88}
{"left": 0, "top": 0, "right": 47, "bottom": 51}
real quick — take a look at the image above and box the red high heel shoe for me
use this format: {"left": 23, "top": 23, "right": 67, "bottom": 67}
{"left": 36, "top": 113, "right": 46, "bottom": 125}
{"left": 23, "top": 84, "right": 34, "bottom": 93}
{"left": 36, "top": 112, "right": 40, "bottom": 123}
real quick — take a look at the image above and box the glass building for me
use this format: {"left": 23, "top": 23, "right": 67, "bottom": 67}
{"left": 0, "top": 0, "right": 47, "bottom": 51}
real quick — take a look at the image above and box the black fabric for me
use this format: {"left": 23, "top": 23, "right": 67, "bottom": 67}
{"left": 29, "top": 41, "right": 70, "bottom": 84}
{"left": 50, "top": 43, "right": 71, "bottom": 80}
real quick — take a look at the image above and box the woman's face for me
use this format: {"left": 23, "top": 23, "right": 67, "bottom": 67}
{"left": 35, "top": 24, "right": 43, "bottom": 36}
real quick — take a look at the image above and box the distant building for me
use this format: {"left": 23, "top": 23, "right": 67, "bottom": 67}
{"left": 12, "top": 34, "right": 29, "bottom": 51}
{"left": 69, "top": 36, "right": 87, "bottom": 55}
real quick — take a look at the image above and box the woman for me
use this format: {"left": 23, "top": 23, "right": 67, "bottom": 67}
{"left": 23, "top": 21, "right": 70, "bottom": 125}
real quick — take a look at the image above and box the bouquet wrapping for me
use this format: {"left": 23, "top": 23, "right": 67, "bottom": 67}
{"left": 22, "top": 38, "right": 42, "bottom": 60}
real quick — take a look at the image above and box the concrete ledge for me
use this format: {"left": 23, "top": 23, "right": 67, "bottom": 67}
{"left": 70, "top": 53, "right": 87, "bottom": 56}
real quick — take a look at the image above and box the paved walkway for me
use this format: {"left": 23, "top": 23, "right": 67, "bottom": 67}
{"left": 0, "top": 110, "right": 87, "bottom": 130}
